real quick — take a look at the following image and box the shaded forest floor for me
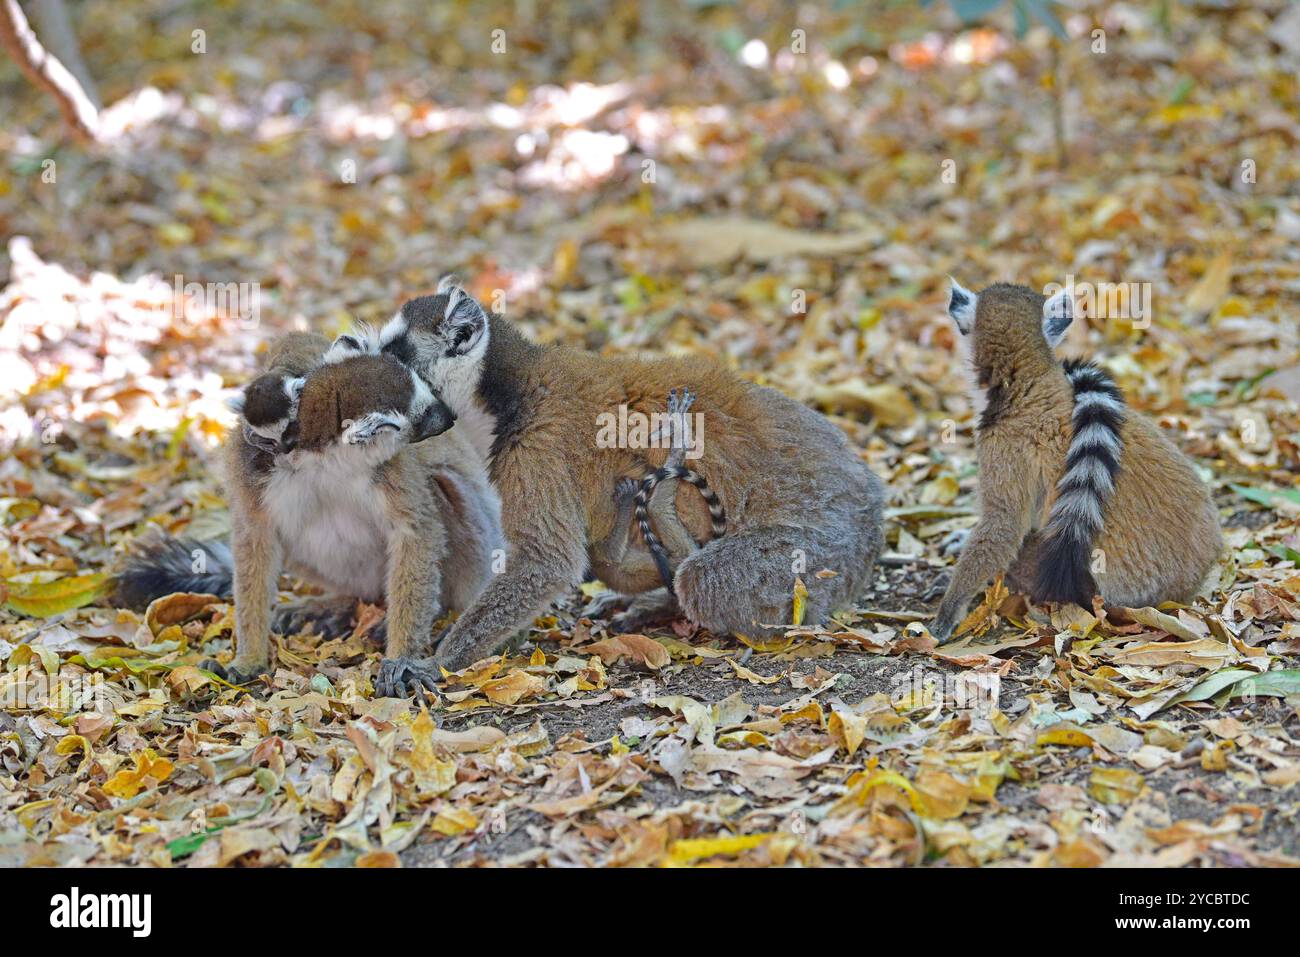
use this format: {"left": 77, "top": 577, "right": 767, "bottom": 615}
{"left": 1, "top": 1, "right": 1299, "bottom": 866}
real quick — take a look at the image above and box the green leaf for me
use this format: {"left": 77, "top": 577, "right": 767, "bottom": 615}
{"left": 1168, "top": 76, "right": 1194, "bottom": 105}
{"left": 1238, "top": 670, "right": 1300, "bottom": 698}
{"left": 168, "top": 828, "right": 221, "bottom": 860}
{"left": 1268, "top": 544, "right": 1300, "bottom": 564}
{"left": 1232, "top": 367, "right": 1276, "bottom": 402}
{"left": 1231, "top": 484, "right": 1300, "bottom": 509}
{"left": 1167, "top": 668, "right": 1259, "bottom": 706}
{"left": 69, "top": 652, "right": 177, "bottom": 675}
{"left": 1170, "top": 669, "right": 1300, "bottom": 708}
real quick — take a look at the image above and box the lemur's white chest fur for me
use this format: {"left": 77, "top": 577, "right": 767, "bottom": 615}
{"left": 956, "top": 332, "right": 988, "bottom": 421}
{"left": 262, "top": 446, "right": 392, "bottom": 601}
{"left": 456, "top": 400, "right": 497, "bottom": 462}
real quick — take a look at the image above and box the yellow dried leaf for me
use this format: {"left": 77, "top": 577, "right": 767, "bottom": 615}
{"left": 431, "top": 807, "right": 478, "bottom": 836}
{"left": 808, "top": 380, "right": 915, "bottom": 427}
{"left": 102, "top": 750, "right": 174, "bottom": 799}
{"left": 780, "top": 700, "right": 825, "bottom": 728}
{"left": 409, "top": 708, "right": 458, "bottom": 796}
{"left": 839, "top": 768, "right": 926, "bottom": 815}
{"left": 716, "top": 730, "right": 769, "bottom": 748}
{"left": 727, "top": 659, "right": 781, "bottom": 685}
{"left": 914, "top": 768, "right": 971, "bottom": 820}
{"left": 1037, "top": 727, "right": 1095, "bottom": 748}
{"left": 356, "top": 850, "right": 401, "bottom": 867}
{"left": 792, "top": 576, "right": 808, "bottom": 627}
{"left": 585, "top": 634, "right": 670, "bottom": 670}
{"left": 55, "top": 734, "right": 93, "bottom": 773}
{"left": 667, "top": 832, "right": 772, "bottom": 865}
{"left": 1186, "top": 249, "right": 1233, "bottom": 317}
{"left": 4, "top": 573, "right": 110, "bottom": 618}
{"left": 953, "top": 575, "right": 1008, "bottom": 639}
{"left": 828, "top": 709, "right": 866, "bottom": 757}
{"left": 480, "top": 670, "right": 546, "bottom": 705}
{"left": 735, "top": 632, "right": 795, "bottom": 653}
{"left": 146, "top": 591, "right": 220, "bottom": 633}
{"left": 1088, "top": 767, "right": 1145, "bottom": 805}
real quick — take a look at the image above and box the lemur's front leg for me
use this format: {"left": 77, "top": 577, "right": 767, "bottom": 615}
{"left": 207, "top": 491, "right": 281, "bottom": 683}
{"left": 930, "top": 490, "right": 1033, "bottom": 643}
{"left": 432, "top": 480, "right": 589, "bottom": 672}
{"left": 374, "top": 473, "right": 447, "bottom": 698}
{"left": 590, "top": 477, "right": 644, "bottom": 569}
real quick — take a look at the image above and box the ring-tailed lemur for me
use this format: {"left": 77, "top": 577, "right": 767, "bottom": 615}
{"left": 930, "top": 279, "right": 1222, "bottom": 642}
{"left": 119, "top": 335, "right": 502, "bottom": 695}
{"left": 328, "top": 276, "right": 886, "bottom": 688}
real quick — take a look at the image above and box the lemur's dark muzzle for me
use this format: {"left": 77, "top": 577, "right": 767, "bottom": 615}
{"left": 413, "top": 396, "right": 456, "bottom": 442}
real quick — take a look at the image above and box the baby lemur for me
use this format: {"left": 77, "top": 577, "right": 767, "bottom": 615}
{"left": 930, "top": 280, "right": 1222, "bottom": 642}
{"left": 589, "top": 387, "right": 728, "bottom": 606}
{"left": 333, "top": 276, "right": 886, "bottom": 688}
{"left": 119, "top": 332, "right": 503, "bottom": 694}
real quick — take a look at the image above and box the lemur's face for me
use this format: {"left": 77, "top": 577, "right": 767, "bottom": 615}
{"left": 327, "top": 276, "right": 488, "bottom": 416}
{"left": 232, "top": 372, "right": 305, "bottom": 454}
{"left": 294, "top": 352, "right": 455, "bottom": 459}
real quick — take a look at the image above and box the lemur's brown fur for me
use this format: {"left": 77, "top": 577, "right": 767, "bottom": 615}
{"left": 294, "top": 353, "right": 421, "bottom": 450}
{"left": 348, "top": 281, "right": 886, "bottom": 684}
{"left": 930, "top": 281, "right": 1222, "bottom": 641}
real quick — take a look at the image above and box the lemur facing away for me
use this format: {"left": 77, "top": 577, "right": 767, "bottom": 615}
{"left": 334, "top": 276, "right": 886, "bottom": 689}
{"left": 118, "top": 334, "right": 503, "bottom": 694}
{"left": 929, "top": 280, "right": 1222, "bottom": 643}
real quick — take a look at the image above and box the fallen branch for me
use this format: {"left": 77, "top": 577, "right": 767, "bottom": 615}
{"left": 0, "top": 0, "right": 99, "bottom": 142}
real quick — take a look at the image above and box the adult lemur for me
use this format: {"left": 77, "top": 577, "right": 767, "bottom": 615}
{"left": 118, "top": 333, "right": 504, "bottom": 694}
{"left": 332, "top": 277, "right": 887, "bottom": 690}
{"left": 929, "top": 280, "right": 1222, "bottom": 642}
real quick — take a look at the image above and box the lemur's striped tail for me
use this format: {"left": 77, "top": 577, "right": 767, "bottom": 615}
{"left": 634, "top": 466, "right": 728, "bottom": 590}
{"left": 1033, "top": 360, "right": 1125, "bottom": 606}
{"left": 115, "top": 537, "right": 235, "bottom": 610}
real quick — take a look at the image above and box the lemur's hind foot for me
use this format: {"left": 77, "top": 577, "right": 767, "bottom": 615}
{"left": 202, "top": 658, "right": 270, "bottom": 686}
{"left": 375, "top": 656, "right": 441, "bottom": 698}
{"left": 271, "top": 595, "right": 358, "bottom": 639}
{"left": 610, "top": 587, "right": 682, "bottom": 633}
{"left": 583, "top": 588, "right": 633, "bottom": 620}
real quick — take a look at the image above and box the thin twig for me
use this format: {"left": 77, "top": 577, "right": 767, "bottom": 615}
{"left": 0, "top": 0, "right": 99, "bottom": 142}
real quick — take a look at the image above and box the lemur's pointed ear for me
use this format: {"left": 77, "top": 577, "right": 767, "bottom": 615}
{"left": 439, "top": 279, "right": 488, "bottom": 357}
{"left": 1042, "top": 288, "right": 1074, "bottom": 347}
{"left": 284, "top": 376, "right": 305, "bottom": 403}
{"left": 323, "top": 330, "right": 369, "bottom": 364}
{"left": 226, "top": 392, "right": 246, "bottom": 414}
{"left": 948, "top": 277, "right": 977, "bottom": 335}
